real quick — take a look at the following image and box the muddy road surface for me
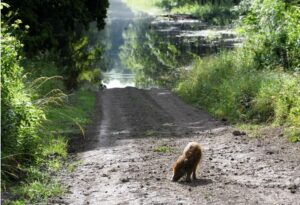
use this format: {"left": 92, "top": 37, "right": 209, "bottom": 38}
{"left": 54, "top": 87, "right": 300, "bottom": 205}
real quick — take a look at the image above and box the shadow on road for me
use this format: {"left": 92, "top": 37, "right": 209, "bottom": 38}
{"left": 178, "top": 178, "right": 213, "bottom": 187}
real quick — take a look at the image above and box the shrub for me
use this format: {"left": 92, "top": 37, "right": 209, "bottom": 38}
{"left": 238, "top": 0, "right": 300, "bottom": 71}
{"left": 1, "top": 20, "right": 45, "bottom": 182}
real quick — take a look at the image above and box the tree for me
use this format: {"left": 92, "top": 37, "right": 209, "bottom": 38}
{"left": 2, "top": 0, "right": 109, "bottom": 89}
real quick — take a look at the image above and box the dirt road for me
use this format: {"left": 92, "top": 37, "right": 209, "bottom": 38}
{"left": 54, "top": 87, "right": 300, "bottom": 205}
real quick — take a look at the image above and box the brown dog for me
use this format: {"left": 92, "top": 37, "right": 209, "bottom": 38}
{"left": 172, "top": 142, "right": 202, "bottom": 182}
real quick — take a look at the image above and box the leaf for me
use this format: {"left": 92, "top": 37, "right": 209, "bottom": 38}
{"left": 0, "top": 2, "right": 10, "bottom": 10}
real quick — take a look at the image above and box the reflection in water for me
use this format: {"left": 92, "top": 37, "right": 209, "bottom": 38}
{"left": 119, "top": 13, "right": 241, "bottom": 88}
{"left": 103, "top": 70, "right": 134, "bottom": 88}
{"left": 104, "top": 1, "right": 135, "bottom": 88}
{"left": 119, "top": 16, "right": 193, "bottom": 88}
{"left": 101, "top": 0, "right": 241, "bottom": 88}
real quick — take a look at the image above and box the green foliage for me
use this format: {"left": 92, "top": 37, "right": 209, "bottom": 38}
{"left": 2, "top": 0, "right": 109, "bottom": 89}
{"left": 175, "top": 50, "right": 300, "bottom": 139}
{"left": 288, "top": 134, "right": 300, "bottom": 143}
{"left": 238, "top": 0, "right": 300, "bottom": 71}
{"left": 1, "top": 17, "right": 65, "bottom": 204}
{"left": 176, "top": 51, "right": 258, "bottom": 121}
{"left": 1, "top": 20, "right": 45, "bottom": 182}
{"left": 1, "top": 7, "right": 97, "bottom": 203}
{"left": 7, "top": 136, "right": 67, "bottom": 204}
{"left": 11, "top": 180, "right": 63, "bottom": 204}
{"left": 69, "top": 37, "right": 104, "bottom": 88}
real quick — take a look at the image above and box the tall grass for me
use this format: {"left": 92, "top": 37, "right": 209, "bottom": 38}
{"left": 175, "top": 50, "right": 300, "bottom": 141}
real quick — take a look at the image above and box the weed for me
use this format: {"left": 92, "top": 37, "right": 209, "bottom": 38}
{"left": 12, "top": 180, "right": 63, "bottom": 204}
{"left": 286, "top": 128, "right": 300, "bottom": 143}
{"left": 67, "top": 161, "right": 82, "bottom": 172}
{"left": 153, "top": 145, "right": 172, "bottom": 153}
{"left": 236, "top": 124, "right": 265, "bottom": 138}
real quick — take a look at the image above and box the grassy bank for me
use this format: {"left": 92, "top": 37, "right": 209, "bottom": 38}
{"left": 1, "top": 29, "right": 96, "bottom": 204}
{"left": 2, "top": 88, "right": 96, "bottom": 205}
{"left": 175, "top": 50, "right": 300, "bottom": 142}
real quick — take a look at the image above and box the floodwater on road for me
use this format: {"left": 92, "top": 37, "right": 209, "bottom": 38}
{"left": 101, "top": 0, "right": 241, "bottom": 88}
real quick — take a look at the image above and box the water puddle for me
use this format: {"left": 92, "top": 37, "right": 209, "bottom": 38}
{"left": 103, "top": 71, "right": 135, "bottom": 88}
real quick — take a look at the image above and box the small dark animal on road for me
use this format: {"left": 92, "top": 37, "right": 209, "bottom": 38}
{"left": 99, "top": 83, "right": 107, "bottom": 90}
{"left": 172, "top": 142, "right": 202, "bottom": 182}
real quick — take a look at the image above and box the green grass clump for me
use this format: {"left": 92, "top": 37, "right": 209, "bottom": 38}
{"left": 153, "top": 145, "right": 173, "bottom": 153}
{"left": 11, "top": 180, "right": 63, "bottom": 205}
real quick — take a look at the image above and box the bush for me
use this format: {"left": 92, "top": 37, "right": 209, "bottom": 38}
{"left": 1, "top": 21, "right": 45, "bottom": 182}
{"left": 238, "top": 0, "right": 300, "bottom": 71}
{"left": 1, "top": 2, "right": 98, "bottom": 204}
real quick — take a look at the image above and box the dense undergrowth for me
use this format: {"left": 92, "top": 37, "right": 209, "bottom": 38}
{"left": 1, "top": 3, "right": 99, "bottom": 204}
{"left": 1, "top": 26, "right": 96, "bottom": 204}
{"left": 6, "top": 90, "right": 96, "bottom": 205}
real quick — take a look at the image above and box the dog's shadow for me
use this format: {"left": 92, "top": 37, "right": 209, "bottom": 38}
{"left": 178, "top": 178, "right": 213, "bottom": 187}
